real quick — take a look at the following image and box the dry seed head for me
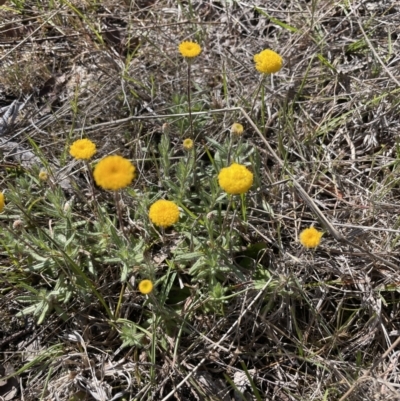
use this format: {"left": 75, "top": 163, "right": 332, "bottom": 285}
{"left": 162, "top": 123, "right": 170, "bottom": 134}
{"left": 231, "top": 123, "right": 244, "bottom": 136}
{"left": 63, "top": 201, "right": 71, "bottom": 212}
{"left": 13, "top": 219, "right": 23, "bottom": 230}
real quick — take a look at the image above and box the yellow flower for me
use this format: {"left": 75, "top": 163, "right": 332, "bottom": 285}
{"left": 138, "top": 279, "right": 153, "bottom": 295}
{"left": 218, "top": 163, "right": 253, "bottom": 195}
{"left": 0, "top": 192, "right": 5, "bottom": 213}
{"left": 38, "top": 171, "right": 48, "bottom": 181}
{"left": 69, "top": 139, "right": 97, "bottom": 160}
{"left": 231, "top": 123, "right": 244, "bottom": 136}
{"left": 183, "top": 138, "right": 194, "bottom": 150}
{"left": 149, "top": 200, "right": 180, "bottom": 228}
{"left": 179, "top": 41, "right": 202, "bottom": 58}
{"left": 253, "top": 49, "right": 283, "bottom": 74}
{"left": 93, "top": 155, "right": 136, "bottom": 191}
{"left": 299, "top": 227, "right": 323, "bottom": 249}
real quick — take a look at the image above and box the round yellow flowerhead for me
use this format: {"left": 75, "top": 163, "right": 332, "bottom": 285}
{"left": 149, "top": 200, "right": 180, "bottom": 228}
{"left": 253, "top": 49, "right": 283, "bottom": 74}
{"left": 231, "top": 123, "right": 244, "bottom": 136}
{"left": 38, "top": 171, "right": 49, "bottom": 181}
{"left": 138, "top": 279, "right": 153, "bottom": 295}
{"left": 93, "top": 155, "right": 136, "bottom": 191}
{"left": 299, "top": 227, "right": 323, "bottom": 249}
{"left": 0, "top": 192, "right": 5, "bottom": 213}
{"left": 179, "top": 41, "right": 202, "bottom": 58}
{"left": 183, "top": 138, "right": 194, "bottom": 150}
{"left": 218, "top": 163, "right": 253, "bottom": 195}
{"left": 69, "top": 139, "right": 97, "bottom": 160}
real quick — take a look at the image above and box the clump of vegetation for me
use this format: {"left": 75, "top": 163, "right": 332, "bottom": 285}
{"left": 1, "top": 1, "right": 400, "bottom": 401}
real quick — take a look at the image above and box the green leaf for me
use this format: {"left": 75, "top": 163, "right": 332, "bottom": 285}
{"left": 317, "top": 54, "right": 337, "bottom": 72}
{"left": 174, "top": 251, "right": 204, "bottom": 262}
{"left": 255, "top": 7, "right": 299, "bottom": 33}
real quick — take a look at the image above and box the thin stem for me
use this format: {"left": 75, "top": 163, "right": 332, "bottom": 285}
{"left": 240, "top": 193, "right": 247, "bottom": 223}
{"left": 84, "top": 160, "right": 96, "bottom": 202}
{"left": 227, "top": 134, "right": 233, "bottom": 165}
{"left": 250, "top": 74, "right": 267, "bottom": 118}
{"left": 187, "top": 61, "right": 194, "bottom": 138}
{"left": 186, "top": 60, "right": 198, "bottom": 187}
{"left": 180, "top": 147, "right": 195, "bottom": 199}
{"left": 150, "top": 311, "right": 156, "bottom": 384}
{"left": 221, "top": 195, "right": 233, "bottom": 231}
{"left": 114, "top": 191, "right": 126, "bottom": 235}
{"left": 114, "top": 282, "right": 125, "bottom": 319}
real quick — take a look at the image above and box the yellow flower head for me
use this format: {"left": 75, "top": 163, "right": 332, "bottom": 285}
{"left": 299, "top": 227, "right": 323, "bottom": 249}
{"left": 253, "top": 49, "right": 283, "bottom": 74}
{"left": 183, "top": 138, "right": 194, "bottom": 150}
{"left": 179, "top": 41, "right": 202, "bottom": 58}
{"left": 231, "top": 123, "right": 244, "bottom": 136}
{"left": 138, "top": 279, "right": 153, "bottom": 295}
{"left": 93, "top": 155, "right": 136, "bottom": 191}
{"left": 38, "top": 171, "right": 49, "bottom": 181}
{"left": 218, "top": 163, "right": 253, "bottom": 195}
{"left": 0, "top": 192, "right": 5, "bottom": 213}
{"left": 69, "top": 139, "right": 97, "bottom": 160}
{"left": 149, "top": 200, "right": 180, "bottom": 228}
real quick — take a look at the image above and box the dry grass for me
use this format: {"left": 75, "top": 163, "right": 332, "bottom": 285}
{"left": 1, "top": 0, "right": 400, "bottom": 400}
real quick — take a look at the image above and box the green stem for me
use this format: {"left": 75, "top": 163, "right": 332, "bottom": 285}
{"left": 114, "top": 191, "right": 126, "bottom": 236}
{"left": 250, "top": 74, "right": 267, "bottom": 118}
{"left": 150, "top": 311, "right": 156, "bottom": 384}
{"left": 240, "top": 193, "right": 247, "bottom": 223}
{"left": 186, "top": 60, "right": 198, "bottom": 187}
{"left": 187, "top": 61, "right": 194, "bottom": 138}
